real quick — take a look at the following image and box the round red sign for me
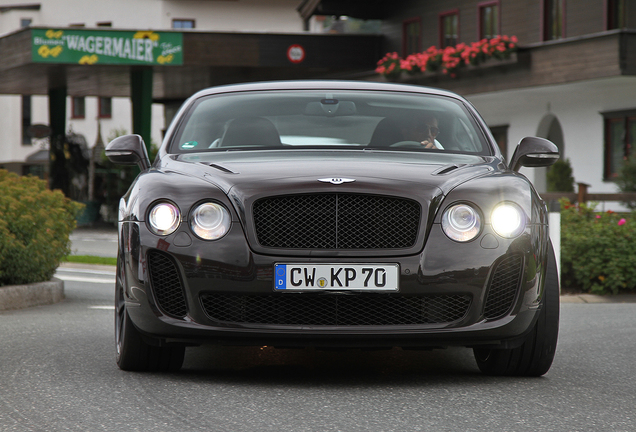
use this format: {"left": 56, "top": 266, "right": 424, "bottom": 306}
{"left": 287, "top": 44, "right": 305, "bottom": 64}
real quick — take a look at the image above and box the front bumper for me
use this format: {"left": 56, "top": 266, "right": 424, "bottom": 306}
{"left": 119, "top": 220, "right": 546, "bottom": 349}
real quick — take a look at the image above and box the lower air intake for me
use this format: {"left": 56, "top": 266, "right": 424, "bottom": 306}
{"left": 200, "top": 293, "right": 471, "bottom": 326}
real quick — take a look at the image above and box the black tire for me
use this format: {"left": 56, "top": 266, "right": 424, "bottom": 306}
{"left": 474, "top": 242, "right": 560, "bottom": 377}
{"left": 115, "top": 255, "right": 185, "bottom": 372}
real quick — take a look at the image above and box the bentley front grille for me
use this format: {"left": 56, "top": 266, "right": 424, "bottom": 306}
{"left": 147, "top": 250, "right": 188, "bottom": 319}
{"left": 483, "top": 253, "right": 524, "bottom": 320}
{"left": 253, "top": 193, "right": 421, "bottom": 249}
{"left": 200, "top": 293, "right": 471, "bottom": 326}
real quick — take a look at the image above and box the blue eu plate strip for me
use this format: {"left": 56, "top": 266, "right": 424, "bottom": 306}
{"left": 274, "top": 264, "right": 286, "bottom": 290}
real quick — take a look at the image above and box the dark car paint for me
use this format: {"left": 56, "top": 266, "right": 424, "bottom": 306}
{"left": 115, "top": 81, "right": 552, "bottom": 350}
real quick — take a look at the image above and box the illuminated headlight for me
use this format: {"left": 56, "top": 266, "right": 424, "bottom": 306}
{"left": 190, "top": 202, "right": 231, "bottom": 240}
{"left": 491, "top": 203, "right": 526, "bottom": 238}
{"left": 148, "top": 202, "right": 180, "bottom": 236}
{"left": 442, "top": 203, "right": 482, "bottom": 242}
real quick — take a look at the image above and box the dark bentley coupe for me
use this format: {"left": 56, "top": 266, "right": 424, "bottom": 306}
{"left": 106, "top": 81, "right": 560, "bottom": 376}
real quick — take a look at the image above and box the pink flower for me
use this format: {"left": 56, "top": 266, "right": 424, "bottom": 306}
{"left": 596, "top": 215, "right": 601, "bottom": 219}
{"left": 618, "top": 218, "right": 626, "bottom": 226}
{"left": 376, "top": 35, "right": 518, "bottom": 79}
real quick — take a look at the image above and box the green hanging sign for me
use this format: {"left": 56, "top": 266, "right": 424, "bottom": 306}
{"left": 32, "top": 28, "right": 183, "bottom": 65}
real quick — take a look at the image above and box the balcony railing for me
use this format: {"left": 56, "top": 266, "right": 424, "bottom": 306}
{"left": 378, "top": 30, "right": 636, "bottom": 95}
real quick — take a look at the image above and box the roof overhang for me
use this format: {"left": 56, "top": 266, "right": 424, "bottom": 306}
{"left": 0, "top": 27, "right": 382, "bottom": 102}
{"left": 0, "top": 3, "right": 40, "bottom": 13}
{"left": 298, "top": 0, "right": 386, "bottom": 21}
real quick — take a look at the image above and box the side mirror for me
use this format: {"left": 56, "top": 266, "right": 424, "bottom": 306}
{"left": 509, "top": 137, "right": 559, "bottom": 172}
{"left": 105, "top": 134, "right": 151, "bottom": 171}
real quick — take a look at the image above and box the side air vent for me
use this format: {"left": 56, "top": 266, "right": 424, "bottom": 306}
{"left": 483, "top": 254, "right": 524, "bottom": 320}
{"left": 147, "top": 250, "right": 188, "bottom": 319}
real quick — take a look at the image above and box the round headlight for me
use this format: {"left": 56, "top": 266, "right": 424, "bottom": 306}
{"left": 190, "top": 202, "right": 231, "bottom": 240}
{"left": 442, "top": 203, "right": 481, "bottom": 242}
{"left": 148, "top": 202, "right": 180, "bottom": 236}
{"left": 491, "top": 203, "right": 525, "bottom": 238}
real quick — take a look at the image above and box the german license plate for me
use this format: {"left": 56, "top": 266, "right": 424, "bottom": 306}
{"left": 274, "top": 264, "right": 399, "bottom": 291}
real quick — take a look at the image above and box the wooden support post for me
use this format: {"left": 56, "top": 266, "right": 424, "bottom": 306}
{"left": 577, "top": 182, "right": 590, "bottom": 205}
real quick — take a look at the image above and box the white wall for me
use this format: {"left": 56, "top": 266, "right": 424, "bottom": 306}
{"left": 0, "top": 96, "right": 25, "bottom": 162}
{"left": 0, "top": 0, "right": 303, "bottom": 34}
{"left": 160, "top": 0, "right": 303, "bottom": 33}
{"left": 468, "top": 76, "right": 636, "bottom": 200}
{"left": 66, "top": 97, "right": 166, "bottom": 149}
{"left": 0, "top": 0, "right": 161, "bottom": 34}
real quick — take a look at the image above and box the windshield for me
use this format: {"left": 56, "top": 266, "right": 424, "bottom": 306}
{"left": 170, "top": 90, "right": 492, "bottom": 155}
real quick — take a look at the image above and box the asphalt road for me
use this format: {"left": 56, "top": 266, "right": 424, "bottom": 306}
{"left": 69, "top": 227, "right": 118, "bottom": 258}
{"left": 1, "top": 269, "right": 635, "bottom": 432}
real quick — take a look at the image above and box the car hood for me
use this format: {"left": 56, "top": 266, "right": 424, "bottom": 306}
{"left": 158, "top": 150, "right": 501, "bottom": 257}
{"left": 165, "top": 150, "right": 499, "bottom": 198}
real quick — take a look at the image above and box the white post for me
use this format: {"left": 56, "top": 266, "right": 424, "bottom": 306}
{"left": 549, "top": 212, "right": 561, "bottom": 284}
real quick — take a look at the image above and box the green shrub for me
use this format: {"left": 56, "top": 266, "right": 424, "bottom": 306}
{"left": 560, "top": 199, "right": 636, "bottom": 294}
{"left": 0, "top": 170, "right": 84, "bottom": 286}
{"left": 615, "top": 157, "right": 636, "bottom": 209}
{"left": 546, "top": 158, "right": 575, "bottom": 192}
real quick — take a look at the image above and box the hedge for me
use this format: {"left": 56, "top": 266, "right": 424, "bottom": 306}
{"left": 560, "top": 199, "right": 636, "bottom": 295}
{"left": 0, "top": 170, "right": 84, "bottom": 286}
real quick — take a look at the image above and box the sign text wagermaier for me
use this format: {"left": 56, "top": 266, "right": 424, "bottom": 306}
{"left": 32, "top": 29, "right": 183, "bottom": 65}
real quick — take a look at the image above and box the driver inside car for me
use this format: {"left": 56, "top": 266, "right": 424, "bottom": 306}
{"left": 401, "top": 113, "right": 444, "bottom": 149}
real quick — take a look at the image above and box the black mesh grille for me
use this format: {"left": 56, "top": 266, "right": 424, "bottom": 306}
{"left": 483, "top": 254, "right": 524, "bottom": 320}
{"left": 200, "top": 293, "right": 471, "bottom": 326}
{"left": 147, "top": 250, "right": 187, "bottom": 319}
{"left": 253, "top": 194, "right": 421, "bottom": 249}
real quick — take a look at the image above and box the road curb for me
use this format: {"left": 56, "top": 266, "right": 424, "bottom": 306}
{"left": 560, "top": 293, "right": 636, "bottom": 304}
{"left": 59, "top": 262, "right": 117, "bottom": 272}
{"left": 0, "top": 278, "right": 65, "bottom": 311}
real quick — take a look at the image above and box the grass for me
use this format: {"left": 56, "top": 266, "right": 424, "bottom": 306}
{"left": 63, "top": 255, "right": 117, "bottom": 266}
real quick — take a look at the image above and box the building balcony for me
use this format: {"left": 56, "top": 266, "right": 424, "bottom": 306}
{"left": 372, "top": 29, "right": 636, "bottom": 95}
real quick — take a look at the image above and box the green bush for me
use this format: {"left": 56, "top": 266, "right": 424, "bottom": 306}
{"left": 560, "top": 199, "right": 636, "bottom": 294}
{"left": 546, "top": 158, "right": 575, "bottom": 192}
{"left": 615, "top": 157, "right": 636, "bottom": 209}
{"left": 0, "top": 170, "right": 84, "bottom": 286}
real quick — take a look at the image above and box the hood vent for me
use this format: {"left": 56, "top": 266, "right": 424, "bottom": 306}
{"left": 432, "top": 164, "right": 466, "bottom": 175}
{"left": 206, "top": 163, "right": 238, "bottom": 174}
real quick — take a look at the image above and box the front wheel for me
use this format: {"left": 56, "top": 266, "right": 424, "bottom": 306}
{"left": 115, "top": 255, "right": 185, "bottom": 372}
{"left": 474, "top": 242, "right": 560, "bottom": 376}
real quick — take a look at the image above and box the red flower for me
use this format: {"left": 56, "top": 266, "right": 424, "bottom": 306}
{"left": 375, "top": 35, "right": 518, "bottom": 79}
